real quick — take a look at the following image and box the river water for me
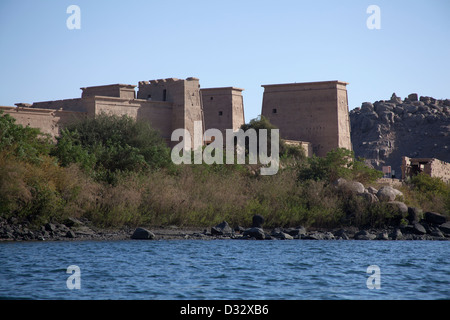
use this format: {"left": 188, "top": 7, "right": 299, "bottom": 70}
{"left": 0, "top": 239, "right": 448, "bottom": 300}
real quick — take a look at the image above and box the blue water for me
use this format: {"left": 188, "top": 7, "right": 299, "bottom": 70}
{"left": 0, "top": 240, "right": 448, "bottom": 300}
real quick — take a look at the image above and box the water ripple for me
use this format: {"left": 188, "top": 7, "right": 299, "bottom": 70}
{"left": 0, "top": 240, "right": 448, "bottom": 300}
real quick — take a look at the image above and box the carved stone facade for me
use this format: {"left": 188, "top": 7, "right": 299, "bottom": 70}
{"left": 1, "top": 78, "right": 353, "bottom": 158}
{"left": 261, "top": 81, "right": 352, "bottom": 157}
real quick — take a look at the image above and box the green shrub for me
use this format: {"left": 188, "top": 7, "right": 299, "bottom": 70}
{"left": 410, "top": 172, "right": 448, "bottom": 195}
{"left": 51, "top": 113, "right": 173, "bottom": 183}
{"left": 297, "top": 148, "right": 383, "bottom": 184}
{"left": 407, "top": 173, "right": 450, "bottom": 215}
{"left": 0, "top": 111, "right": 52, "bottom": 163}
{"left": 240, "top": 116, "right": 306, "bottom": 161}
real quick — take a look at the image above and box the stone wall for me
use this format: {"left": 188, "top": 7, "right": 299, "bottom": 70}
{"left": 402, "top": 156, "right": 450, "bottom": 183}
{"left": 430, "top": 159, "right": 450, "bottom": 183}
{"left": 137, "top": 77, "right": 204, "bottom": 148}
{"left": 81, "top": 84, "right": 136, "bottom": 100}
{"left": 4, "top": 78, "right": 355, "bottom": 157}
{"left": 0, "top": 105, "right": 86, "bottom": 138}
{"left": 201, "top": 87, "right": 245, "bottom": 140}
{"left": 261, "top": 81, "right": 352, "bottom": 157}
{"left": 283, "top": 139, "right": 313, "bottom": 158}
{"left": 31, "top": 98, "right": 90, "bottom": 113}
{"left": 181, "top": 77, "right": 204, "bottom": 149}
{"left": 136, "top": 101, "right": 173, "bottom": 141}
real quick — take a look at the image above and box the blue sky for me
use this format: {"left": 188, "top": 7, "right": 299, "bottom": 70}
{"left": 1, "top": 0, "right": 449, "bottom": 122}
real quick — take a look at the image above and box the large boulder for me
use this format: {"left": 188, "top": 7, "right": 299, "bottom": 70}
{"left": 407, "top": 207, "right": 423, "bottom": 224}
{"left": 361, "top": 102, "right": 374, "bottom": 113}
{"left": 45, "top": 223, "right": 57, "bottom": 232}
{"left": 346, "top": 181, "right": 365, "bottom": 194}
{"left": 387, "top": 201, "right": 408, "bottom": 214}
{"left": 404, "top": 223, "right": 427, "bottom": 235}
{"left": 377, "top": 186, "right": 403, "bottom": 202}
{"left": 386, "top": 201, "right": 409, "bottom": 225}
{"left": 424, "top": 212, "right": 447, "bottom": 225}
{"left": 211, "top": 221, "right": 234, "bottom": 236}
{"left": 251, "top": 215, "right": 265, "bottom": 228}
{"left": 367, "top": 186, "right": 378, "bottom": 195}
{"left": 65, "top": 230, "right": 76, "bottom": 238}
{"left": 438, "top": 222, "right": 450, "bottom": 235}
{"left": 271, "top": 230, "right": 293, "bottom": 240}
{"left": 131, "top": 227, "right": 155, "bottom": 240}
{"left": 408, "top": 93, "right": 419, "bottom": 102}
{"left": 389, "top": 228, "right": 403, "bottom": 240}
{"left": 376, "top": 232, "right": 389, "bottom": 240}
{"left": 412, "top": 223, "right": 427, "bottom": 235}
{"left": 63, "top": 217, "right": 83, "bottom": 228}
{"left": 243, "top": 227, "right": 265, "bottom": 240}
{"left": 333, "top": 229, "right": 350, "bottom": 240}
{"left": 333, "top": 178, "right": 365, "bottom": 194}
{"left": 354, "top": 230, "right": 376, "bottom": 240}
{"left": 359, "top": 192, "right": 379, "bottom": 204}
{"left": 301, "top": 231, "right": 324, "bottom": 240}
{"left": 284, "top": 227, "right": 307, "bottom": 238}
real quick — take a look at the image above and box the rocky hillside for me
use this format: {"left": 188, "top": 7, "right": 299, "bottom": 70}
{"left": 350, "top": 93, "right": 450, "bottom": 176}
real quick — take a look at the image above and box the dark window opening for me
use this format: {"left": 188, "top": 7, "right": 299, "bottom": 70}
{"left": 210, "top": 97, "right": 214, "bottom": 100}
{"left": 163, "top": 89, "right": 167, "bottom": 101}
{"left": 147, "top": 94, "right": 152, "bottom": 100}
{"left": 218, "top": 111, "right": 223, "bottom": 116}
{"left": 272, "top": 108, "right": 277, "bottom": 114}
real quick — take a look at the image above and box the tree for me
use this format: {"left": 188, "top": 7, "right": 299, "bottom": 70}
{"left": 51, "top": 113, "right": 173, "bottom": 182}
{"left": 297, "top": 148, "right": 383, "bottom": 184}
{"left": 0, "top": 111, "right": 51, "bottom": 163}
{"left": 240, "top": 116, "right": 305, "bottom": 160}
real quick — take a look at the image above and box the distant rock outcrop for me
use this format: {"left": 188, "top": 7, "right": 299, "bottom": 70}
{"left": 350, "top": 93, "right": 450, "bottom": 175}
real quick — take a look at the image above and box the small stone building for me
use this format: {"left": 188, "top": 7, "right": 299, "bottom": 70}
{"left": 401, "top": 157, "right": 450, "bottom": 183}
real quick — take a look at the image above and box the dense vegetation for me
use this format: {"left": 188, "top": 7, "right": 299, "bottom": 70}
{"left": 1, "top": 111, "right": 448, "bottom": 230}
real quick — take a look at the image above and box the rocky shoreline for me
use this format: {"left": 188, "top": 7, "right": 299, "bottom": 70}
{"left": 1, "top": 211, "right": 449, "bottom": 242}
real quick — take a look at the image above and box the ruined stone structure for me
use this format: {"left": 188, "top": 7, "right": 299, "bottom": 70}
{"left": 0, "top": 104, "right": 83, "bottom": 138}
{"left": 350, "top": 93, "right": 450, "bottom": 176}
{"left": 201, "top": 87, "right": 245, "bottom": 141}
{"left": 1, "top": 78, "right": 353, "bottom": 158}
{"left": 261, "top": 81, "right": 352, "bottom": 157}
{"left": 402, "top": 157, "right": 450, "bottom": 183}
{"left": 1, "top": 78, "right": 206, "bottom": 148}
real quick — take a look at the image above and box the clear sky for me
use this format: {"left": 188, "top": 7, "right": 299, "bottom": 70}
{"left": 1, "top": 0, "right": 449, "bottom": 122}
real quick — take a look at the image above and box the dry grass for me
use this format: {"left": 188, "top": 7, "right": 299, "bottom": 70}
{"left": 1, "top": 152, "right": 448, "bottom": 229}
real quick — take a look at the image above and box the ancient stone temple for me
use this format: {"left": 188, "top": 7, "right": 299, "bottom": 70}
{"left": 261, "top": 80, "right": 352, "bottom": 157}
{"left": 1, "top": 78, "right": 353, "bottom": 158}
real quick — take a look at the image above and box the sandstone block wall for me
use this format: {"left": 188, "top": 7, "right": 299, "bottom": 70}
{"left": 136, "top": 101, "right": 173, "bottom": 141}
{"left": 201, "top": 87, "right": 245, "bottom": 140}
{"left": 0, "top": 106, "right": 86, "bottom": 138}
{"left": 430, "top": 159, "right": 450, "bottom": 183}
{"left": 402, "top": 156, "right": 450, "bottom": 183}
{"left": 4, "top": 78, "right": 355, "bottom": 157}
{"left": 261, "top": 81, "right": 352, "bottom": 157}
{"left": 283, "top": 139, "right": 312, "bottom": 158}
{"left": 81, "top": 84, "right": 136, "bottom": 100}
{"left": 31, "top": 98, "right": 89, "bottom": 113}
{"left": 138, "top": 77, "right": 204, "bottom": 148}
